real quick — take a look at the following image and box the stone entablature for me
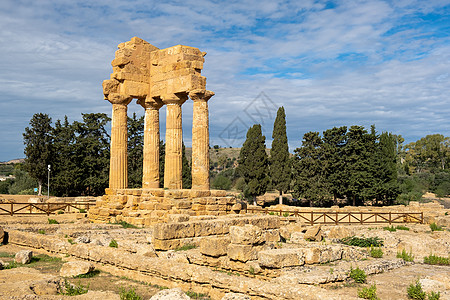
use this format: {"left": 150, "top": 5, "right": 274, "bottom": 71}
{"left": 102, "top": 37, "right": 213, "bottom": 190}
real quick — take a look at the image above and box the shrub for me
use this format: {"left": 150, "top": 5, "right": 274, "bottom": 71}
{"left": 48, "top": 218, "right": 59, "bottom": 224}
{"left": 349, "top": 267, "right": 366, "bottom": 283}
{"left": 396, "top": 225, "right": 410, "bottom": 231}
{"left": 383, "top": 225, "right": 396, "bottom": 232}
{"left": 38, "top": 229, "right": 46, "bottom": 234}
{"left": 282, "top": 212, "right": 290, "bottom": 217}
{"left": 407, "top": 280, "right": 426, "bottom": 300}
{"left": 109, "top": 239, "right": 118, "bottom": 248}
{"left": 61, "top": 280, "right": 89, "bottom": 296}
{"left": 57, "top": 210, "right": 64, "bottom": 214}
{"left": 174, "top": 244, "right": 197, "bottom": 251}
{"left": 75, "top": 270, "right": 100, "bottom": 278}
{"left": 358, "top": 284, "right": 379, "bottom": 300}
{"left": 79, "top": 209, "right": 86, "bottom": 213}
{"left": 369, "top": 246, "right": 383, "bottom": 258}
{"left": 397, "top": 249, "right": 414, "bottom": 262}
{"left": 428, "top": 291, "right": 441, "bottom": 300}
{"left": 430, "top": 223, "right": 443, "bottom": 231}
{"left": 118, "top": 221, "right": 139, "bottom": 229}
{"left": 212, "top": 175, "right": 232, "bottom": 190}
{"left": 340, "top": 236, "right": 383, "bottom": 248}
{"left": 119, "top": 287, "right": 142, "bottom": 300}
{"left": 67, "top": 239, "right": 75, "bottom": 245}
{"left": 423, "top": 254, "right": 449, "bottom": 266}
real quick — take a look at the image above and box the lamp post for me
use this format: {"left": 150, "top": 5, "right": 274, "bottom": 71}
{"left": 47, "top": 164, "right": 51, "bottom": 199}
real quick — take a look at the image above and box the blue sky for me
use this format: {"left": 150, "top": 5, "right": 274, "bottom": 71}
{"left": 0, "top": 0, "right": 449, "bottom": 161}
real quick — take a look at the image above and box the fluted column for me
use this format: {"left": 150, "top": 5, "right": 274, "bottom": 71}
{"left": 109, "top": 97, "right": 132, "bottom": 189}
{"left": 139, "top": 99, "right": 163, "bottom": 189}
{"left": 190, "top": 90, "right": 214, "bottom": 190}
{"left": 163, "top": 94, "right": 187, "bottom": 189}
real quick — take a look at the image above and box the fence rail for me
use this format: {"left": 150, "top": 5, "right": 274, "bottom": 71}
{"left": 0, "top": 202, "right": 95, "bottom": 216}
{"left": 245, "top": 208, "right": 424, "bottom": 225}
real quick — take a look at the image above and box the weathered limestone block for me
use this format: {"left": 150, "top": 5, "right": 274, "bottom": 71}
{"left": 168, "top": 214, "right": 190, "bottom": 223}
{"left": 60, "top": 261, "right": 94, "bottom": 277}
{"left": 290, "top": 232, "right": 307, "bottom": 244}
{"left": 15, "top": 250, "right": 33, "bottom": 264}
{"left": 230, "top": 225, "right": 263, "bottom": 245}
{"left": 327, "top": 226, "right": 353, "bottom": 239}
{"left": 0, "top": 227, "right": 4, "bottom": 243}
{"left": 303, "top": 245, "right": 344, "bottom": 264}
{"left": 304, "top": 225, "right": 322, "bottom": 241}
{"left": 258, "top": 249, "right": 305, "bottom": 268}
{"left": 199, "top": 236, "right": 230, "bottom": 257}
{"left": 265, "top": 229, "right": 281, "bottom": 243}
{"left": 227, "top": 244, "right": 257, "bottom": 262}
{"left": 150, "top": 288, "right": 191, "bottom": 300}
{"left": 153, "top": 222, "right": 195, "bottom": 240}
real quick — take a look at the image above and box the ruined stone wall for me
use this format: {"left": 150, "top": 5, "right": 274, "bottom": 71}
{"left": 88, "top": 188, "right": 236, "bottom": 226}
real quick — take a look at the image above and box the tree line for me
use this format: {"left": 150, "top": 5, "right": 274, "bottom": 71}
{"left": 6, "top": 112, "right": 191, "bottom": 196}
{"left": 236, "top": 107, "right": 449, "bottom": 206}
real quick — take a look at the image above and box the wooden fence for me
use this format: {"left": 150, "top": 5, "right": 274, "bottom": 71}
{"left": 0, "top": 202, "right": 95, "bottom": 216}
{"left": 244, "top": 208, "right": 424, "bottom": 225}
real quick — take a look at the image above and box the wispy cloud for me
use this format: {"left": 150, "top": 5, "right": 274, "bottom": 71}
{"left": 0, "top": 0, "right": 449, "bottom": 160}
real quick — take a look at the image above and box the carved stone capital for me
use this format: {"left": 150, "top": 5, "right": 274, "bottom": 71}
{"left": 137, "top": 97, "right": 163, "bottom": 110}
{"left": 189, "top": 89, "right": 215, "bottom": 102}
{"left": 106, "top": 93, "right": 132, "bottom": 105}
{"left": 162, "top": 93, "right": 188, "bottom": 105}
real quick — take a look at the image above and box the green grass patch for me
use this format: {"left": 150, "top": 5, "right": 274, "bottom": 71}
{"left": 430, "top": 223, "right": 443, "bottom": 231}
{"left": 0, "top": 252, "right": 14, "bottom": 258}
{"left": 185, "top": 290, "right": 211, "bottom": 299}
{"left": 119, "top": 287, "right": 142, "bottom": 300}
{"left": 48, "top": 218, "right": 59, "bottom": 224}
{"left": 4, "top": 261, "right": 19, "bottom": 269}
{"left": 423, "top": 254, "right": 449, "bottom": 266}
{"left": 383, "top": 225, "right": 410, "bottom": 232}
{"left": 428, "top": 291, "right": 441, "bottom": 300}
{"left": 109, "top": 239, "right": 118, "bottom": 248}
{"left": 358, "top": 284, "right": 380, "bottom": 300}
{"left": 67, "top": 238, "right": 76, "bottom": 245}
{"left": 397, "top": 249, "right": 414, "bottom": 262}
{"left": 396, "top": 225, "right": 410, "bottom": 231}
{"left": 282, "top": 212, "right": 290, "bottom": 217}
{"left": 369, "top": 246, "right": 383, "bottom": 258}
{"left": 61, "top": 279, "right": 89, "bottom": 296}
{"left": 407, "top": 279, "right": 426, "bottom": 300}
{"left": 383, "top": 225, "right": 397, "bottom": 232}
{"left": 174, "top": 244, "right": 197, "bottom": 251}
{"left": 75, "top": 270, "right": 101, "bottom": 278}
{"left": 38, "top": 229, "right": 46, "bottom": 234}
{"left": 349, "top": 266, "right": 366, "bottom": 283}
{"left": 340, "top": 236, "right": 383, "bottom": 247}
{"left": 78, "top": 209, "right": 86, "bottom": 213}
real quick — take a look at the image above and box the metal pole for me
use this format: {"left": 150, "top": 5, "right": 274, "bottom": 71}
{"left": 47, "top": 165, "right": 51, "bottom": 199}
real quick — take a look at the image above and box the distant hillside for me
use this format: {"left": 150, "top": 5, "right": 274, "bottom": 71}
{"left": 0, "top": 158, "right": 24, "bottom": 165}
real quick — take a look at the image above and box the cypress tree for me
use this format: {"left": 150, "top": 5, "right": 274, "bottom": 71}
{"left": 238, "top": 124, "right": 269, "bottom": 205}
{"left": 269, "top": 107, "right": 291, "bottom": 205}
{"left": 376, "top": 132, "right": 399, "bottom": 205}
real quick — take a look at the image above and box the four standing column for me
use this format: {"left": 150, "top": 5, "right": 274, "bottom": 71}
{"left": 108, "top": 98, "right": 132, "bottom": 189}
{"left": 190, "top": 90, "right": 215, "bottom": 190}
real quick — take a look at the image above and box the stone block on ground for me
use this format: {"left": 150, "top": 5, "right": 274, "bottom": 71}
{"left": 258, "top": 248, "right": 305, "bottom": 268}
{"left": 327, "top": 226, "right": 353, "bottom": 239}
{"left": 168, "top": 214, "right": 190, "bottom": 223}
{"left": 15, "top": 250, "right": 33, "bottom": 264}
{"left": 0, "top": 227, "right": 4, "bottom": 243}
{"left": 290, "top": 232, "right": 307, "bottom": 244}
{"left": 227, "top": 244, "right": 257, "bottom": 262}
{"left": 60, "top": 261, "right": 94, "bottom": 277}
{"left": 222, "top": 293, "right": 251, "bottom": 300}
{"left": 150, "top": 287, "right": 191, "bottom": 299}
{"left": 304, "top": 225, "right": 322, "bottom": 241}
{"left": 229, "top": 225, "right": 263, "bottom": 245}
{"left": 199, "top": 236, "right": 230, "bottom": 257}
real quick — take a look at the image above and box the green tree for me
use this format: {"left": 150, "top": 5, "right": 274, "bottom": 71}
{"left": 406, "top": 134, "right": 449, "bottom": 172}
{"left": 344, "top": 126, "right": 375, "bottom": 206}
{"left": 8, "top": 165, "right": 37, "bottom": 195}
{"left": 238, "top": 124, "right": 269, "bottom": 205}
{"left": 51, "top": 116, "right": 79, "bottom": 196}
{"left": 72, "top": 113, "right": 110, "bottom": 196}
{"left": 269, "top": 107, "right": 291, "bottom": 205}
{"left": 212, "top": 174, "right": 232, "bottom": 190}
{"left": 23, "top": 113, "right": 53, "bottom": 195}
{"left": 322, "top": 126, "right": 347, "bottom": 204}
{"left": 182, "top": 142, "right": 192, "bottom": 189}
{"left": 292, "top": 131, "right": 330, "bottom": 207}
{"left": 375, "top": 132, "right": 400, "bottom": 205}
{"left": 128, "top": 113, "right": 144, "bottom": 188}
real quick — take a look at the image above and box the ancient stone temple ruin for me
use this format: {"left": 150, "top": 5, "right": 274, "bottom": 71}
{"left": 89, "top": 37, "right": 237, "bottom": 225}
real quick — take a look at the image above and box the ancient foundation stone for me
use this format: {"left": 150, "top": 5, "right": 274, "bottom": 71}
{"left": 60, "top": 261, "right": 95, "bottom": 277}
{"left": 150, "top": 288, "right": 191, "bottom": 300}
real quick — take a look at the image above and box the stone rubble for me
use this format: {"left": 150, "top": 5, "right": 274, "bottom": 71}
{"left": 15, "top": 250, "right": 33, "bottom": 264}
